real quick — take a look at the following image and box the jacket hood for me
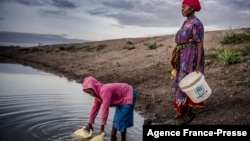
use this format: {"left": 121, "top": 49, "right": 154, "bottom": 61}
{"left": 82, "top": 76, "right": 103, "bottom": 96}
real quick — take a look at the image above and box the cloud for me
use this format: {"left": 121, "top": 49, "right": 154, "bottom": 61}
{"left": 219, "top": 0, "right": 250, "bottom": 10}
{"left": 16, "top": 0, "right": 77, "bottom": 9}
{"left": 200, "top": 0, "right": 250, "bottom": 29}
{"left": 52, "top": 0, "right": 77, "bottom": 9}
{"left": 88, "top": 0, "right": 182, "bottom": 27}
{"left": 16, "top": 0, "right": 49, "bottom": 6}
{"left": 38, "top": 9, "right": 67, "bottom": 17}
{"left": 87, "top": 0, "right": 250, "bottom": 30}
{"left": 0, "top": 0, "right": 249, "bottom": 45}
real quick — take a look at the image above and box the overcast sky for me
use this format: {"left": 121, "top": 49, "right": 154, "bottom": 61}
{"left": 0, "top": 0, "right": 249, "bottom": 46}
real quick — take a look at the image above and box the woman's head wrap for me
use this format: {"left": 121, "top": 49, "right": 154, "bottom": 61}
{"left": 182, "top": 0, "right": 201, "bottom": 12}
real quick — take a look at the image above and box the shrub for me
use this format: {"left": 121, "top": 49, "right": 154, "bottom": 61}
{"left": 59, "top": 45, "right": 78, "bottom": 52}
{"left": 150, "top": 61, "right": 162, "bottom": 69}
{"left": 126, "top": 41, "right": 133, "bottom": 45}
{"left": 222, "top": 31, "right": 250, "bottom": 44}
{"left": 215, "top": 44, "right": 223, "bottom": 53}
{"left": 217, "top": 49, "right": 243, "bottom": 67}
{"left": 204, "top": 59, "right": 211, "bottom": 66}
{"left": 18, "top": 48, "right": 43, "bottom": 53}
{"left": 148, "top": 42, "right": 157, "bottom": 50}
{"left": 123, "top": 46, "right": 135, "bottom": 50}
{"left": 96, "top": 44, "right": 107, "bottom": 51}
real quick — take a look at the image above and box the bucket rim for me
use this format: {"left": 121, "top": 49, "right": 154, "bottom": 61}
{"left": 180, "top": 71, "right": 203, "bottom": 89}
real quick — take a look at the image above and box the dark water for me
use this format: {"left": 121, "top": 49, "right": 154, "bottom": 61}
{"left": 0, "top": 63, "right": 143, "bottom": 141}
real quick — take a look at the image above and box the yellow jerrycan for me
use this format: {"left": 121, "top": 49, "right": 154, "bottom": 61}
{"left": 73, "top": 126, "right": 93, "bottom": 139}
{"left": 89, "top": 132, "right": 105, "bottom": 141}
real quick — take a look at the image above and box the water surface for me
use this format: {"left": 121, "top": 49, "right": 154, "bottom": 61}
{"left": 0, "top": 63, "right": 143, "bottom": 141}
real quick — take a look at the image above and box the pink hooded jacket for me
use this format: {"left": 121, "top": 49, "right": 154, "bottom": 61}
{"left": 82, "top": 76, "right": 133, "bottom": 125}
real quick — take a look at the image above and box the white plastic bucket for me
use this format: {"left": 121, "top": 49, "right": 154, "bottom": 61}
{"left": 179, "top": 71, "right": 212, "bottom": 103}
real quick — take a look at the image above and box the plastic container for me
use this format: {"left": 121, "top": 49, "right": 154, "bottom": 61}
{"left": 179, "top": 71, "right": 212, "bottom": 103}
{"left": 73, "top": 126, "right": 93, "bottom": 139}
{"left": 90, "top": 132, "right": 105, "bottom": 141}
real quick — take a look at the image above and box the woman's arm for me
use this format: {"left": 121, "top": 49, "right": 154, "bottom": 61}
{"left": 196, "top": 42, "right": 203, "bottom": 72}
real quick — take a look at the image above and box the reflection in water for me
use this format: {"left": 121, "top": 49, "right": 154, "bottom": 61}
{"left": 0, "top": 63, "right": 143, "bottom": 141}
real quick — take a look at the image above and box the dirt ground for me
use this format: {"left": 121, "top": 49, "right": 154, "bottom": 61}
{"left": 0, "top": 28, "right": 250, "bottom": 125}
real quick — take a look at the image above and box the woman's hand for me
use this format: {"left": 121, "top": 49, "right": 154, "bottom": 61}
{"left": 85, "top": 123, "right": 93, "bottom": 132}
{"left": 196, "top": 65, "right": 200, "bottom": 73}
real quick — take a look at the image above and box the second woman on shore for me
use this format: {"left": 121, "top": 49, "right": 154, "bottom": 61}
{"left": 171, "top": 0, "right": 205, "bottom": 124}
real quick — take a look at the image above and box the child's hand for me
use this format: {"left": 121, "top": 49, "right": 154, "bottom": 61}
{"left": 85, "top": 123, "right": 93, "bottom": 132}
{"left": 99, "top": 125, "right": 105, "bottom": 135}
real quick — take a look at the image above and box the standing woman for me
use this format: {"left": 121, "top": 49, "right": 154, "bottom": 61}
{"left": 171, "top": 0, "right": 205, "bottom": 124}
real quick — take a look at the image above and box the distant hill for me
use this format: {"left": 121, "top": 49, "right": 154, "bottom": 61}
{"left": 0, "top": 31, "right": 89, "bottom": 47}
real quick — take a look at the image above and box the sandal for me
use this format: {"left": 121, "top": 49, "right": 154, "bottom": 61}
{"left": 174, "top": 106, "right": 188, "bottom": 120}
{"left": 174, "top": 114, "right": 184, "bottom": 119}
{"left": 180, "top": 113, "right": 195, "bottom": 124}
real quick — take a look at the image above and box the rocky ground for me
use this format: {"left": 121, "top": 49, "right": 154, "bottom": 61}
{"left": 0, "top": 28, "right": 250, "bottom": 125}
